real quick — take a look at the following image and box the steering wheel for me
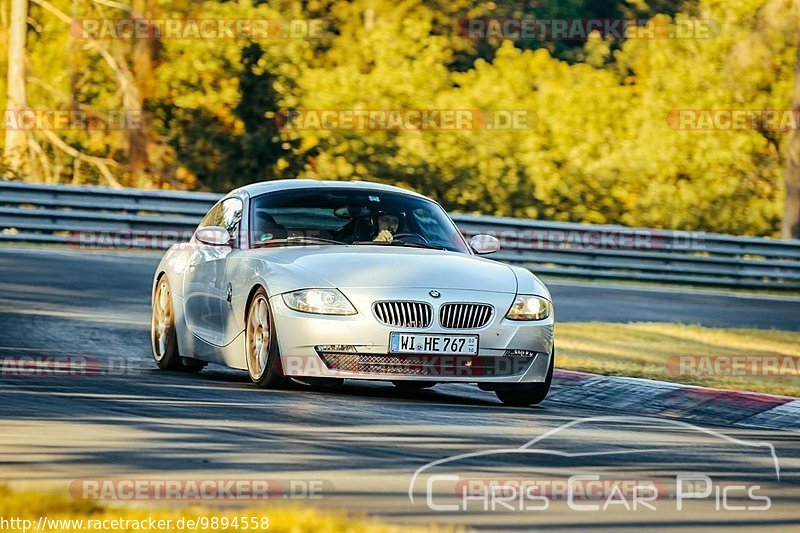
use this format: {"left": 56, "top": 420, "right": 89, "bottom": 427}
{"left": 392, "top": 232, "right": 429, "bottom": 244}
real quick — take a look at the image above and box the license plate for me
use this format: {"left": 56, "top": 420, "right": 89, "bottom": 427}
{"left": 389, "top": 333, "right": 478, "bottom": 355}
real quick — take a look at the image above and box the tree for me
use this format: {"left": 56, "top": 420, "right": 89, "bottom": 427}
{"left": 3, "top": 0, "right": 28, "bottom": 177}
{"left": 3, "top": 0, "right": 796, "bottom": 237}
{"left": 129, "top": 0, "right": 157, "bottom": 187}
{"left": 783, "top": 19, "right": 800, "bottom": 238}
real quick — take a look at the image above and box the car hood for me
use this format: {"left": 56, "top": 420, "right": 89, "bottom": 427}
{"left": 247, "top": 245, "right": 519, "bottom": 294}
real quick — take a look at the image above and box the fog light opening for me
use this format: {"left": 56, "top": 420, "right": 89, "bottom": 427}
{"left": 504, "top": 349, "right": 537, "bottom": 358}
{"left": 315, "top": 344, "right": 357, "bottom": 353}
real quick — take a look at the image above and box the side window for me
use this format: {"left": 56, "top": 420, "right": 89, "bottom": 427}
{"left": 220, "top": 197, "right": 243, "bottom": 238}
{"left": 198, "top": 203, "right": 223, "bottom": 229}
{"left": 197, "top": 198, "right": 243, "bottom": 246}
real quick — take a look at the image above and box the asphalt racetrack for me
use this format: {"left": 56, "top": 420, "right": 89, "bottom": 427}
{"left": 1, "top": 246, "right": 799, "bottom": 530}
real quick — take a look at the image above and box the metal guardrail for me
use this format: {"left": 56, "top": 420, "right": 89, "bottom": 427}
{"left": 2, "top": 180, "right": 800, "bottom": 289}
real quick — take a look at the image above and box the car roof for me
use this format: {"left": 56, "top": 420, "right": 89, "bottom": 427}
{"left": 231, "top": 179, "right": 427, "bottom": 199}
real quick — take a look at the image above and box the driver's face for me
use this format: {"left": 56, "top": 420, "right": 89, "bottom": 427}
{"left": 378, "top": 214, "right": 399, "bottom": 233}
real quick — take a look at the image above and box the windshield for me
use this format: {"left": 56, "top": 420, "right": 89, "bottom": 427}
{"left": 249, "top": 188, "right": 470, "bottom": 253}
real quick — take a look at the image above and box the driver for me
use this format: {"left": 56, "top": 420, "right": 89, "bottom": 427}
{"left": 373, "top": 212, "right": 400, "bottom": 243}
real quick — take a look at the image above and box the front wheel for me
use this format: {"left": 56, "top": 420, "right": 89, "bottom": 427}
{"left": 245, "top": 288, "right": 287, "bottom": 388}
{"left": 495, "top": 349, "right": 554, "bottom": 407}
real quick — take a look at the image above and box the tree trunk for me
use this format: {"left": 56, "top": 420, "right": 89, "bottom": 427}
{"left": 3, "top": 0, "right": 28, "bottom": 177}
{"left": 785, "top": 139, "right": 800, "bottom": 239}
{"left": 128, "top": 0, "right": 155, "bottom": 186}
{"left": 784, "top": 3, "right": 800, "bottom": 240}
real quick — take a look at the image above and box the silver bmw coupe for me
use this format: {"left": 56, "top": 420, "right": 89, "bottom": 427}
{"left": 151, "top": 180, "right": 555, "bottom": 406}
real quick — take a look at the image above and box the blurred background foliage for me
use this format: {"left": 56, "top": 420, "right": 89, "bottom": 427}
{"left": 0, "top": 0, "right": 797, "bottom": 236}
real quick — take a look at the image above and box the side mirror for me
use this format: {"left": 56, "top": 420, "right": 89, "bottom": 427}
{"left": 195, "top": 226, "right": 231, "bottom": 246}
{"left": 469, "top": 234, "right": 501, "bottom": 255}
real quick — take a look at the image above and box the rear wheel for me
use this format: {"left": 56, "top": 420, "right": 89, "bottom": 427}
{"left": 245, "top": 288, "right": 287, "bottom": 388}
{"left": 152, "top": 276, "right": 207, "bottom": 372}
{"left": 495, "top": 349, "right": 554, "bottom": 407}
{"left": 151, "top": 276, "right": 181, "bottom": 370}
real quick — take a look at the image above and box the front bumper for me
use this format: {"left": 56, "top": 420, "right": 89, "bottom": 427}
{"left": 270, "top": 287, "right": 554, "bottom": 383}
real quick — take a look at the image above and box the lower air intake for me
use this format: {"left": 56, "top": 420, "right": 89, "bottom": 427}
{"left": 317, "top": 353, "right": 533, "bottom": 377}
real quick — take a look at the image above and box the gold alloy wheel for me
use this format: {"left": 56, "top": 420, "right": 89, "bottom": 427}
{"left": 246, "top": 293, "right": 271, "bottom": 380}
{"left": 151, "top": 277, "right": 173, "bottom": 362}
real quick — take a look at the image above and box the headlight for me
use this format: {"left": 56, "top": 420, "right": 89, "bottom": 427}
{"left": 282, "top": 289, "right": 357, "bottom": 315}
{"left": 505, "top": 295, "right": 552, "bottom": 321}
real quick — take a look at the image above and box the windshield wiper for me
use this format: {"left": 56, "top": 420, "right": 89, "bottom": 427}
{"left": 253, "top": 235, "right": 347, "bottom": 247}
{"left": 353, "top": 240, "right": 448, "bottom": 251}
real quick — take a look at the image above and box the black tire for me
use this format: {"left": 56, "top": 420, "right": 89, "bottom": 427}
{"left": 392, "top": 381, "right": 436, "bottom": 390}
{"left": 245, "top": 287, "right": 287, "bottom": 388}
{"left": 294, "top": 377, "right": 344, "bottom": 388}
{"left": 151, "top": 276, "right": 182, "bottom": 370}
{"left": 179, "top": 357, "right": 207, "bottom": 373}
{"left": 495, "top": 349, "right": 554, "bottom": 407}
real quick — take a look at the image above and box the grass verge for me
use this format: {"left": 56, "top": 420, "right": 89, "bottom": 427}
{"left": 0, "top": 486, "right": 444, "bottom": 533}
{"left": 556, "top": 322, "right": 800, "bottom": 397}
